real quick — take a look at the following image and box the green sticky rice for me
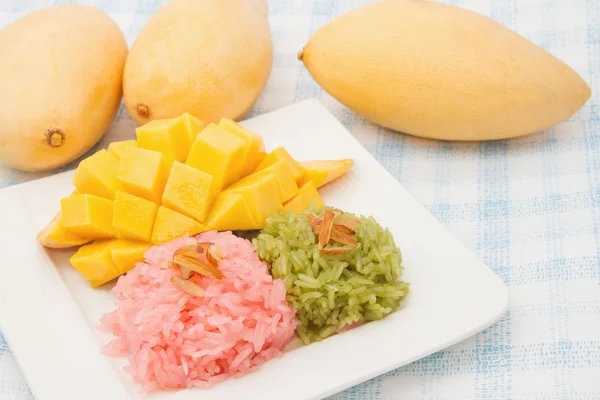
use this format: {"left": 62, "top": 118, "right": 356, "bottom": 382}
{"left": 252, "top": 206, "right": 409, "bottom": 344}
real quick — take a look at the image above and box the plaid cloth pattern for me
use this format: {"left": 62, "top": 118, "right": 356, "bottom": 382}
{"left": 1, "top": 0, "right": 599, "bottom": 399}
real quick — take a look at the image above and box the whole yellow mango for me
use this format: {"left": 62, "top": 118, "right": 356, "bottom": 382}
{"left": 123, "top": 0, "right": 273, "bottom": 125}
{"left": 299, "top": 0, "right": 591, "bottom": 141}
{"left": 0, "top": 5, "right": 128, "bottom": 171}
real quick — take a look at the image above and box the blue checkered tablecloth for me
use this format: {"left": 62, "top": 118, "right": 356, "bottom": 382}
{"left": 1, "top": 0, "right": 599, "bottom": 399}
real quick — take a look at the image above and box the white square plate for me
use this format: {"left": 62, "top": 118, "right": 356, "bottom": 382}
{"left": 0, "top": 99, "right": 509, "bottom": 400}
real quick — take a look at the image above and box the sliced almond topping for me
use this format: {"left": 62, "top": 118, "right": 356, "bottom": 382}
{"left": 179, "top": 266, "right": 193, "bottom": 280}
{"left": 320, "top": 245, "right": 356, "bottom": 255}
{"left": 174, "top": 254, "right": 225, "bottom": 280}
{"left": 196, "top": 242, "right": 210, "bottom": 254}
{"left": 330, "top": 227, "right": 357, "bottom": 246}
{"left": 308, "top": 219, "right": 322, "bottom": 236}
{"left": 318, "top": 209, "right": 335, "bottom": 250}
{"left": 334, "top": 224, "right": 355, "bottom": 235}
{"left": 207, "top": 244, "right": 223, "bottom": 267}
{"left": 171, "top": 276, "right": 204, "bottom": 297}
{"left": 334, "top": 216, "right": 362, "bottom": 231}
{"left": 306, "top": 213, "right": 321, "bottom": 233}
{"left": 174, "top": 245, "right": 200, "bottom": 258}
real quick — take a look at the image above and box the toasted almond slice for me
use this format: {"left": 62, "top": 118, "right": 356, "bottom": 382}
{"left": 330, "top": 227, "right": 357, "bottom": 246}
{"left": 197, "top": 242, "right": 210, "bottom": 254}
{"left": 174, "top": 254, "right": 225, "bottom": 280}
{"left": 207, "top": 244, "right": 223, "bottom": 266}
{"left": 320, "top": 245, "right": 356, "bottom": 255}
{"left": 306, "top": 213, "right": 321, "bottom": 234}
{"left": 174, "top": 245, "right": 200, "bottom": 257}
{"left": 318, "top": 209, "right": 335, "bottom": 250}
{"left": 333, "top": 224, "right": 355, "bottom": 235}
{"left": 312, "top": 223, "right": 356, "bottom": 236}
{"left": 171, "top": 276, "right": 204, "bottom": 297}
{"left": 334, "top": 215, "right": 362, "bottom": 231}
{"left": 180, "top": 266, "right": 193, "bottom": 280}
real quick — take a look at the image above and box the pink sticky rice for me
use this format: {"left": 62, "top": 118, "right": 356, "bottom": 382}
{"left": 100, "top": 231, "right": 298, "bottom": 392}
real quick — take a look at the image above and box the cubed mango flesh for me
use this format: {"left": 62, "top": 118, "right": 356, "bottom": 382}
{"left": 205, "top": 192, "right": 259, "bottom": 231}
{"left": 116, "top": 147, "right": 169, "bottom": 203}
{"left": 283, "top": 181, "right": 324, "bottom": 214}
{"left": 37, "top": 212, "right": 91, "bottom": 248}
{"left": 180, "top": 112, "right": 205, "bottom": 143}
{"left": 255, "top": 147, "right": 303, "bottom": 181}
{"left": 70, "top": 240, "right": 121, "bottom": 288}
{"left": 112, "top": 191, "right": 158, "bottom": 242}
{"left": 162, "top": 162, "right": 215, "bottom": 222}
{"left": 298, "top": 159, "right": 354, "bottom": 188}
{"left": 225, "top": 172, "right": 282, "bottom": 226}
{"left": 136, "top": 114, "right": 200, "bottom": 166}
{"left": 72, "top": 149, "right": 119, "bottom": 200}
{"left": 218, "top": 118, "right": 266, "bottom": 178}
{"left": 60, "top": 194, "right": 115, "bottom": 239}
{"left": 185, "top": 123, "right": 247, "bottom": 189}
{"left": 151, "top": 206, "right": 206, "bottom": 245}
{"left": 108, "top": 140, "right": 138, "bottom": 161}
{"left": 109, "top": 239, "right": 150, "bottom": 275}
{"left": 251, "top": 160, "right": 299, "bottom": 203}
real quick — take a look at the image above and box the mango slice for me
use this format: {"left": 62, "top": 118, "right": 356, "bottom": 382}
{"left": 283, "top": 181, "right": 324, "bottom": 214}
{"left": 298, "top": 159, "right": 354, "bottom": 188}
{"left": 109, "top": 239, "right": 151, "bottom": 275}
{"left": 72, "top": 149, "right": 119, "bottom": 200}
{"left": 136, "top": 113, "right": 201, "bottom": 166}
{"left": 255, "top": 147, "right": 303, "bottom": 181}
{"left": 70, "top": 240, "right": 121, "bottom": 288}
{"left": 225, "top": 172, "right": 282, "bottom": 226}
{"left": 60, "top": 194, "right": 115, "bottom": 239}
{"left": 162, "top": 161, "right": 215, "bottom": 222}
{"left": 218, "top": 118, "right": 266, "bottom": 177}
{"left": 37, "top": 211, "right": 91, "bottom": 248}
{"left": 151, "top": 206, "right": 206, "bottom": 245}
{"left": 116, "top": 147, "right": 169, "bottom": 203}
{"left": 112, "top": 191, "right": 159, "bottom": 242}
{"left": 185, "top": 123, "right": 247, "bottom": 189}
{"left": 252, "top": 159, "right": 299, "bottom": 203}
{"left": 205, "top": 192, "right": 259, "bottom": 231}
{"left": 108, "top": 140, "right": 138, "bottom": 161}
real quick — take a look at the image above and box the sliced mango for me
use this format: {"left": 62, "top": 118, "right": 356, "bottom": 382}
{"left": 112, "top": 191, "right": 158, "bottom": 242}
{"left": 60, "top": 194, "right": 115, "bottom": 239}
{"left": 37, "top": 211, "right": 91, "bottom": 248}
{"left": 283, "top": 181, "right": 324, "bottom": 214}
{"left": 255, "top": 147, "right": 303, "bottom": 181}
{"left": 162, "top": 161, "right": 215, "bottom": 222}
{"left": 108, "top": 140, "right": 138, "bottom": 161}
{"left": 251, "top": 159, "right": 299, "bottom": 203}
{"left": 136, "top": 114, "right": 200, "bottom": 166}
{"left": 205, "top": 192, "right": 259, "bottom": 231}
{"left": 116, "top": 147, "right": 169, "bottom": 203}
{"left": 151, "top": 206, "right": 206, "bottom": 245}
{"left": 298, "top": 159, "right": 354, "bottom": 188}
{"left": 185, "top": 123, "right": 247, "bottom": 189}
{"left": 225, "top": 172, "right": 282, "bottom": 226}
{"left": 218, "top": 118, "right": 266, "bottom": 177}
{"left": 72, "top": 149, "right": 119, "bottom": 200}
{"left": 109, "top": 239, "right": 151, "bottom": 275}
{"left": 70, "top": 240, "right": 121, "bottom": 288}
